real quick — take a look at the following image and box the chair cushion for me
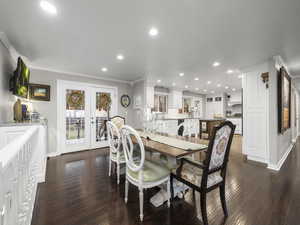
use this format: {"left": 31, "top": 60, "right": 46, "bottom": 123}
{"left": 172, "top": 161, "right": 223, "bottom": 188}
{"left": 127, "top": 160, "right": 170, "bottom": 183}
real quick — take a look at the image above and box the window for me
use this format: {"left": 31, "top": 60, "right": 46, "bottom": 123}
{"left": 153, "top": 94, "right": 167, "bottom": 113}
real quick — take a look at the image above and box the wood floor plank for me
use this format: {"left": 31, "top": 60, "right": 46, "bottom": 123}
{"left": 31, "top": 136, "right": 300, "bottom": 225}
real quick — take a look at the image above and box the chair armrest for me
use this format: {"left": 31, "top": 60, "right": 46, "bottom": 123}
{"left": 182, "top": 158, "right": 206, "bottom": 169}
{"left": 174, "top": 158, "right": 206, "bottom": 177}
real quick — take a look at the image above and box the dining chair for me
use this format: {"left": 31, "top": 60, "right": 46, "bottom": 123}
{"left": 170, "top": 121, "right": 235, "bottom": 225}
{"left": 120, "top": 125, "right": 171, "bottom": 221}
{"left": 107, "top": 121, "right": 125, "bottom": 184}
{"left": 110, "top": 115, "right": 125, "bottom": 130}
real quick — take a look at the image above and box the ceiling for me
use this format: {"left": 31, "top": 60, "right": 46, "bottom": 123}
{"left": 1, "top": 0, "right": 300, "bottom": 93}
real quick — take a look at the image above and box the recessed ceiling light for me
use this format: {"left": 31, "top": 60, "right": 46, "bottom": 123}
{"left": 203, "top": 89, "right": 207, "bottom": 92}
{"left": 116, "top": 54, "right": 124, "bottom": 60}
{"left": 217, "top": 84, "right": 221, "bottom": 87}
{"left": 185, "top": 85, "right": 189, "bottom": 89}
{"left": 227, "top": 69, "right": 234, "bottom": 74}
{"left": 207, "top": 81, "right": 211, "bottom": 84}
{"left": 157, "top": 79, "right": 161, "bottom": 83}
{"left": 225, "top": 86, "right": 229, "bottom": 89}
{"left": 149, "top": 27, "right": 159, "bottom": 37}
{"left": 172, "top": 82, "right": 176, "bottom": 86}
{"left": 179, "top": 73, "right": 184, "bottom": 77}
{"left": 194, "top": 77, "right": 199, "bottom": 81}
{"left": 40, "top": 1, "right": 57, "bottom": 14}
{"left": 232, "top": 88, "right": 236, "bottom": 91}
{"left": 101, "top": 67, "right": 108, "bottom": 72}
{"left": 213, "top": 62, "right": 220, "bottom": 67}
{"left": 238, "top": 74, "right": 243, "bottom": 79}
{"left": 195, "top": 87, "right": 199, "bottom": 91}
{"left": 211, "top": 91, "right": 215, "bottom": 94}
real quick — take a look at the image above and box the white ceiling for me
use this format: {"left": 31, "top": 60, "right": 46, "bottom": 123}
{"left": 1, "top": 0, "right": 300, "bottom": 93}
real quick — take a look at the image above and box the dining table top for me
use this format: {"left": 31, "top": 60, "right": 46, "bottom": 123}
{"left": 135, "top": 131, "right": 209, "bottom": 158}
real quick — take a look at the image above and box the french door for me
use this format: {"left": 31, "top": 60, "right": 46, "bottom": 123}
{"left": 58, "top": 80, "right": 117, "bottom": 154}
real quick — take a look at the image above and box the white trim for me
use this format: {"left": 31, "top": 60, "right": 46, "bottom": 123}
{"left": 57, "top": 79, "right": 118, "bottom": 155}
{"left": 267, "top": 143, "right": 294, "bottom": 171}
{"left": 30, "top": 65, "right": 132, "bottom": 84}
{"left": 47, "top": 152, "right": 61, "bottom": 158}
{"left": 247, "top": 156, "right": 268, "bottom": 164}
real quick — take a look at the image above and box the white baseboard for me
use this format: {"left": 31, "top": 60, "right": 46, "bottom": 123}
{"left": 47, "top": 152, "right": 61, "bottom": 158}
{"left": 247, "top": 156, "right": 268, "bottom": 164}
{"left": 267, "top": 143, "right": 294, "bottom": 171}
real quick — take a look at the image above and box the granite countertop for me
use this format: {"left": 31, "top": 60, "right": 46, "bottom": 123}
{"left": 0, "top": 120, "right": 47, "bottom": 127}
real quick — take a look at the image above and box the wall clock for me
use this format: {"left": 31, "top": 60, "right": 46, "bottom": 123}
{"left": 121, "top": 95, "right": 131, "bottom": 108}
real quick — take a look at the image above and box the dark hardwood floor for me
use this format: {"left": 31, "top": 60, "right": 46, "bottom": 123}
{"left": 31, "top": 137, "right": 300, "bottom": 225}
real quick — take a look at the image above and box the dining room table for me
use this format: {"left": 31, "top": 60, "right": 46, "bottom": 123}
{"left": 134, "top": 130, "right": 209, "bottom": 207}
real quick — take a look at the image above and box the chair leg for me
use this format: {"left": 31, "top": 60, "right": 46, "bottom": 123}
{"left": 167, "top": 178, "right": 171, "bottom": 207}
{"left": 117, "top": 162, "right": 120, "bottom": 184}
{"left": 200, "top": 192, "right": 208, "bottom": 225}
{"left": 109, "top": 159, "right": 112, "bottom": 177}
{"left": 125, "top": 179, "right": 129, "bottom": 203}
{"left": 170, "top": 175, "right": 174, "bottom": 201}
{"left": 220, "top": 184, "right": 228, "bottom": 217}
{"left": 139, "top": 187, "right": 144, "bottom": 221}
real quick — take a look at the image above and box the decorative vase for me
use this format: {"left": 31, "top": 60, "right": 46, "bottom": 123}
{"left": 14, "top": 99, "right": 22, "bottom": 122}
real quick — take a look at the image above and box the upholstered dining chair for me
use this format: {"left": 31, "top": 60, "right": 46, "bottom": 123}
{"left": 120, "top": 125, "right": 171, "bottom": 221}
{"left": 107, "top": 121, "right": 125, "bottom": 184}
{"left": 170, "top": 121, "right": 235, "bottom": 225}
{"left": 110, "top": 115, "right": 125, "bottom": 130}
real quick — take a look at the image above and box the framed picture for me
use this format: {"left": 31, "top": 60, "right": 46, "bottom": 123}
{"left": 29, "top": 83, "right": 51, "bottom": 101}
{"left": 278, "top": 67, "right": 291, "bottom": 133}
{"left": 120, "top": 95, "right": 131, "bottom": 108}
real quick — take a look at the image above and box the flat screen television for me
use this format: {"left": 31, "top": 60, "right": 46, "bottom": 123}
{"left": 9, "top": 57, "right": 30, "bottom": 98}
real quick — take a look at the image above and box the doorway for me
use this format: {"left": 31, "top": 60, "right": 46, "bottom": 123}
{"left": 57, "top": 80, "right": 118, "bottom": 154}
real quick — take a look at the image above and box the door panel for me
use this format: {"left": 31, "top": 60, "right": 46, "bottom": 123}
{"left": 63, "top": 86, "right": 91, "bottom": 153}
{"left": 59, "top": 81, "right": 118, "bottom": 154}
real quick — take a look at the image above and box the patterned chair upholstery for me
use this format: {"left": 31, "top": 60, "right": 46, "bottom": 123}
{"left": 171, "top": 121, "right": 235, "bottom": 225}
{"left": 111, "top": 116, "right": 125, "bottom": 130}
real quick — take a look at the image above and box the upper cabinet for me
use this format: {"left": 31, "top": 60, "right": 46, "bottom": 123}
{"left": 205, "top": 94, "right": 226, "bottom": 118}
{"left": 228, "top": 91, "right": 242, "bottom": 103}
{"left": 168, "top": 90, "right": 182, "bottom": 109}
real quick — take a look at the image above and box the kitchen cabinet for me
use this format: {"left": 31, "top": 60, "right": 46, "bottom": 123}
{"left": 168, "top": 90, "right": 182, "bottom": 109}
{"left": 226, "top": 118, "right": 242, "bottom": 134}
{"left": 205, "top": 94, "right": 226, "bottom": 118}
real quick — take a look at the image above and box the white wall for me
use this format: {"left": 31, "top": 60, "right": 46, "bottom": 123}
{"left": 243, "top": 56, "right": 297, "bottom": 170}
{"left": 0, "top": 40, "right": 15, "bottom": 123}
{"left": 30, "top": 68, "right": 134, "bottom": 154}
{"left": 131, "top": 80, "right": 145, "bottom": 129}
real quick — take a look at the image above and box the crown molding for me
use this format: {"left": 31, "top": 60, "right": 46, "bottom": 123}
{"left": 29, "top": 65, "right": 132, "bottom": 84}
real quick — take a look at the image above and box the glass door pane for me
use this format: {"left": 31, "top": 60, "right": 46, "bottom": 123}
{"left": 95, "top": 92, "right": 111, "bottom": 143}
{"left": 66, "top": 89, "right": 86, "bottom": 143}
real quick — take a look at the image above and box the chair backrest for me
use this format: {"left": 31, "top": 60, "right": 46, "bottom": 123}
{"left": 111, "top": 116, "right": 125, "bottom": 130}
{"left": 202, "top": 121, "right": 235, "bottom": 184}
{"left": 177, "top": 122, "right": 191, "bottom": 137}
{"left": 120, "top": 125, "right": 145, "bottom": 172}
{"left": 106, "top": 121, "right": 121, "bottom": 154}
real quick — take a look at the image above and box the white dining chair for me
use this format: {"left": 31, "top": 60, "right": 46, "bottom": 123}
{"left": 107, "top": 121, "right": 125, "bottom": 184}
{"left": 120, "top": 125, "right": 171, "bottom": 221}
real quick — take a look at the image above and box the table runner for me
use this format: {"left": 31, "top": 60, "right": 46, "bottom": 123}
{"left": 138, "top": 131, "right": 207, "bottom": 151}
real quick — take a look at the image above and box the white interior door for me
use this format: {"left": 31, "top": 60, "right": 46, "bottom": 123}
{"left": 90, "top": 87, "right": 117, "bottom": 148}
{"left": 58, "top": 80, "right": 118, "bottom": 154}
{"left": 63, "top": 83, "right": 91, "bottom": 153}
